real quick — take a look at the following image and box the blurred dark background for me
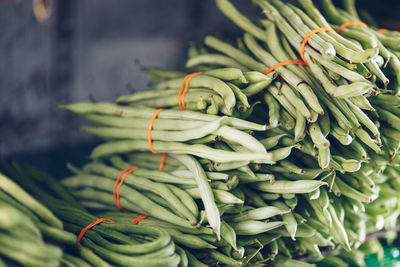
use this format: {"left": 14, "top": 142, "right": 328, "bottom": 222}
{"left": 0, "top": 0, "right": 399, "bottom": 176}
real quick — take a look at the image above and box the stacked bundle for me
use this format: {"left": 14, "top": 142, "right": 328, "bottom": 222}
{"left": 62, "top": 0, "right": 400, "bottom": 265}
{"left": 0, "top": 164, "right": 181, "bottom": 266}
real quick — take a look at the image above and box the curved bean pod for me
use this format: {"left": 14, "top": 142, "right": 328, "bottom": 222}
{"left": 253, "top": 180, "right": 327, "bottom": 194}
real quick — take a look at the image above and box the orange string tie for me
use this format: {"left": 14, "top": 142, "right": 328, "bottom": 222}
{"left": 301, "top": 27, "right": 335, "bottom": 66}
{"left": 147, "top": 108, "right": 165, "bottom": 155}
{"left": 113, "top": 166, "right": 139, "bottom": 211}
{"left": 336, "top": 22, "right": 368, "bottom": 34}
{"left": 147, "top": 108, "right": 168, "bottom": 171}
{"left": 264, "top": 60, "right": 306, "bottom": 75}
{"left": 131, "top": 215, "right": 148, "bottom": 225}
{"left": 159, "top": 153, "right": 167, "bottom": 171}
{"left": 177, "top": 72, "right": 203, "bottom": 110}
{"left": 377, "top": 28, "right": 389, "bottom": 34}
{"left": 77, "top": 218, "right": 114, "bottom": 243}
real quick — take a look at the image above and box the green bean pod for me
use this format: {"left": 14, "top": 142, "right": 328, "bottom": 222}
{"left": 253, "top": 180, "right": 327, "bottom": 194}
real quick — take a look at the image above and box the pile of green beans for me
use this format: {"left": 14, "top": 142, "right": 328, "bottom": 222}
{"left": 0, "top": 162, "right": 181, "bottom": 267}
{"left": 0, "top": 196, "right": 62, "bottom": 267}
{"left": 59, "top": 0, "right": 400, "bottom": 266}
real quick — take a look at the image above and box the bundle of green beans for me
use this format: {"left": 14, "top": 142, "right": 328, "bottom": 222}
{"left": 0, "top": 200, "right": 62, "bottom": 267}
{"left": 0, "top": 162, "right": 181, "bottom": 267}
{"left": 58, "top": 0, "right": 400, "bottom": 266}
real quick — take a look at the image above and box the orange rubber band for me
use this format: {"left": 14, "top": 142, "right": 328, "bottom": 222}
{"left": 336, "top": 22, "right": 368, "bottom": 34}
{"left": 131, "top": 215, "right": 148, "bottom": 224}
{"left": 147, "top": 108, "right": 165, "bottom": 154}
{"left": 113, "top": 166, "right": 139, "bottom": 211}
{"left": 377, "top": 28, "right": 389, "bottom": 34}
{"left": 177, "top": 72, "right": 203, "bottom": 110}
{"left": 264, "top": 60, "right": 305, "bottom": 75}
{"left": 301, "top": 27, "right": 335, "bottom": 66}
{"left": 159, "top": 153, "right": 167, "bottom": 171}
{"left": 146, "top": 108, "right": 168, "bottom": 170}
{"left": 77, "top": 218, "right": 114, "bottom": 243}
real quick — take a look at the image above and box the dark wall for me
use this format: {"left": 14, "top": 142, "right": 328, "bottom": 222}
{"left": 0, "top": 0, "right": 397, "bottom": 158}
{"left": 0, "top": 0, "right": 260, "bottom": 157}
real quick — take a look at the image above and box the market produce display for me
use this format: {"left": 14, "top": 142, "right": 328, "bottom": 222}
{"left": 2, "top": 0, "right": 400, "bottom": 266}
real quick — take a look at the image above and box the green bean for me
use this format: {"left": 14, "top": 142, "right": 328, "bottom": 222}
{"left": 244, "top": 33, "right": 323, "bottom": 115}
{"left": 154, "top": 74, "right": 235, "bottom": 113}
{"left": 79, "top": 246, "right": 112, "bottom": 267}
{"left": 261, "top": 0, "right": 335, "bottom": 60}
{"left": 167, "top": 185, "right": 199, "bottom": 220}
{"left": 284, "top": 195, "right": 298, "bottom": 210}
{"left": 82, "top": 238, "right": 180, "bottom": 267}
{"left": 212, "top": 161, "right": 250, "bottom": 172}
{"left": 144, "top": 66, "right": 185, "bottom": 82}
{"left": 243, "top": 71, "right": 274, "bottom": 83}
{"left": 82, "top": 117, "right": 226, "bottom": 143}
{"left": 327, "top": 204, "right": 351, "bottom": 251}
{"left": 272, "top": 201, "right": 297, "bottom": 241}
{"left": 371, "top": 94, "right": 400, "bottom": 107}
{"left": 204, "top": 35, "right": 267, "bottom": 72}
{"left": 264, "top": 92, "right": 280, "bottom": 128}
{"left": 293, "top": 111, "right": 306, "bottom": 143}
{"left": 270, "top": 146, "right": 294, "bottom": 163}
{"left": 83, "top": 224, "right": 172, "bottom": 255}
{"left": 62, "top": 253, "right": 92, "bottom": 267}
{"left": 278, "top": 160, "right": 304, "bottom": 175}
{"left": 241, "top": 187, "right": 267, "bottom": 208}
{"left": 335, "top": 177, "right": 373, "bottom": 203}
{"left": 259, "top": 134, "right": 287, "bottom": 150}
{"left": 173, "top": 246, "right": 187, "bottom": 267}
{"left": 260, "top": 193, "right": 281, "bottom": 201}
{"left": 220, "top": 219, "right": 238, "bottom": 251}
{"left": 216, "top": 125, "right": 267, "bottom": 154}
{"left": 377, "top": 107, "right": 400, "bottom": 131}
{"left": 216, "top": 0, "right": 266, "bottom": 41}
{"left": 269, "top": 224, "right": 316, "bottom": 238}
{"left": 37, "top": 222, "right": 77, "bottom": 245}
{"left": 159, "top": 227, "right": 217, "bottom": 250}
{"left": 226, "top": 206, "right": 289, "bottom": 223}
{"left": 300, "top": 137, "right": 319, "bottom": 158}
{"left": 0, "top": 243, "right": 57, "bottom": 267}
{"left": 186, "top": 188, "right": 243, "bottom": 205}
{"left": 172, "top": 155, "right": 221, "bottom": 239}
{"left": 354, "top": 128, "right": 381, "bottom": 153}
{"left": 0, "top": 173, "right": 62, "bottom": 229}
{"left": 268, "top": 84, "right": 296, "bottom": 118}
{"left": 83, "top": 162, "right": 197, "bottom": 224}
{"left": 24, "top": 166, "right": 83, "bottom": 210}
{"left": 349, "top": 96, "right": 375, "bottom": 111}
{"left": 279, "top": 82, "right": 311, "bottom": 120}
{"left": 186, "top": 53, "right": 248, "bottom": 70}
{"left": 309, "top": 122, "right": 330, "bottom": 149}
{"left": 241, "top": 80, "right": 273, "bottom": 96}
{"left": 253, "top": 180, "right": 327, "bottom": 194}
{"left": 202, "top": 249, "right": 241, "bottom": 266}
{"left": 318, "top": 147, "right": 331, "bottom": 169}
{"left": 90, "top": 140, "right": 273, "bottom": 164}
{"left": 204, "top": 68, "right": 247, "bottom": 84}
{"left": 231, "top": 221, "right": 286, "bottom": 236}
{"left": 234, "top": 172, "right": 274, "bottom": 184}
{"left": 227, "top": 83, "right": 250, "bottom": 108}
{"left": 184, "top": 250, "right": 208, "bottom": 267}
{"left": 62, "top": 176, "right": 192, "bottom": 228}
{"left": 62, "top": 102, "right": 267, "bottom": 131}
{"left": 280, "top": 110, "right": 295, "bottom": 131}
